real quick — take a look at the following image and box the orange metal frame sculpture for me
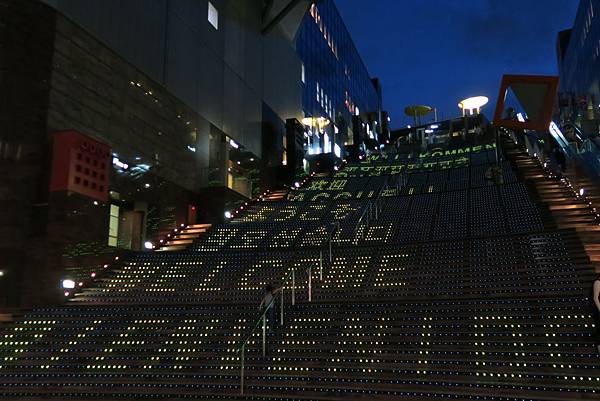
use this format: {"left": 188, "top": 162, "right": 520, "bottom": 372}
{"left": 493, "top": 74, "right": 559, "bottom": 132}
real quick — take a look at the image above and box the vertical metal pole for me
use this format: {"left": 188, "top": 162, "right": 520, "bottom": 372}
{"left": 495, "top": 126, "right": 500, "bottom": 166}
{"left": 262, "top": 315, "right": 266, "bottom": 357}
{"left": 329, "top": 237, "right": 332, "bottom": 263}
{"left": 308, "top": 267, "right": 312, "bottom": 302}
{"left": 280, "top": 289, "right": 284, "bottom": 325}
{"left": 240, "top": 344, "right": 245, "bottom": 395}
{"left": 319, "top": 249, "right": 323, "bottom": 281}
{"left": 291, "top": 270, "right": 296, "bottom": 306}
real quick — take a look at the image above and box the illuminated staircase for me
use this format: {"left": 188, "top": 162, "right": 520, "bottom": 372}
{"left": 1, "top": 141, "right": 599, "bottom": 400}
{"left": 264, "top": 190, "right": 288, "bottom": 201}
{"left": 156, "top": 223, "right": 212, "bottom": 251}
{"left": 504, "top": 135, "right": 600, "bottom": 271}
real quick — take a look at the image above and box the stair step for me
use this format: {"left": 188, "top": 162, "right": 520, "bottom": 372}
{"left": 165, "top": 239, "right": 194, "bottom": 245}
{"left": 548, "top": 204, "right": 589, "bottom": 211}
{"left": 188, "top": 224, "right": 212, "bottom": 229}
{"left": 156, "top": 246, "right": 187, "bottom": 251}
{"left": 181, "top": 228, "right": 209, "bottom": 234}
{"left": 174, "top": 234, "right": 202, "bottom": 240}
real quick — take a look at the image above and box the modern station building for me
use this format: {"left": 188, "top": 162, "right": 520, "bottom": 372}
{"left": 556, "top": 0, "right": 600, "bottom": 132}
{"left": 0, "top": 0, "right": 385, "bottom": 308}
{"left": 294, "top": 0, "right": 386, "bottom": 165}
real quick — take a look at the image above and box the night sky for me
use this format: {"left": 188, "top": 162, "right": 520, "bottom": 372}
{"left": 336, "top": 0, "right": 579, "bottom": 129}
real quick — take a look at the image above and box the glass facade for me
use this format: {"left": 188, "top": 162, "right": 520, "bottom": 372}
{"left": 558, "top": 0, "right": 600, "bottom": 116}
{"left": 296, "top": 0, "right": 382, "bottom": 155}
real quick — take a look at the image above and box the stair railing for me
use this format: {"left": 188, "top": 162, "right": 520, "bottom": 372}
{"left": 323, "top": 221, "right": 340, "bottom": 266}
{"left": 236, "top": 261, "right": 315, "bottom": 395}
{"left": 354, "top": 175, "right": 396, "bottom": 239}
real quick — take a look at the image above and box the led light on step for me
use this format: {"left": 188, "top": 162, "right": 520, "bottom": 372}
{"left": 62, "top": 279, "right": 75, "bottom": 289}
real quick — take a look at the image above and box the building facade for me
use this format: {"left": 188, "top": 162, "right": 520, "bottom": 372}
{"left": 0, "top": 0, "right": 384, "bottom": 309}
{"left": 295, "top": 0, "right": 385, "bottom": 162}
{"left": 0, "top": 0, "right": 310, "bottom": 308}
{"left": 557, "top": 0, "right": 600, "bottom": 130}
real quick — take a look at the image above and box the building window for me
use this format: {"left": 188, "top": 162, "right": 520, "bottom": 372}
{"left": 108, "top": 204, "right": 119, "bottom": 247}
{"left": 316, "top": 82, "right": 320, "bottom": 102}
{"left": 208, "top": 2, "right": 219, "bottom": 30}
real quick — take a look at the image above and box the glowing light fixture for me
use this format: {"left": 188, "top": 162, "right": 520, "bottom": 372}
{"left": 549, "top": 122, "right": 569, "bottom": 149}
{"left": 294, "top": 182, "right": 300, "bottom": 188}
{"left": 62, "top": 279, "right": 76, "bottom": 289}
{"left": 458, "top": 96, "right": 488, "bottom": 110}
{"left": 229, "top": 139, "right": 239, "bottom": 149}
{"left": 224, "top": 211, "right": 232, "bottom": 219}
{"left": 334, "top": 144, "right": 341, "bottom": 158}
{"left": 301, "top": 117, "right": 330, "bottom": 130}
{"left": 458, "top": 96, "right": 488, "bottom": 115}
{"left": 144, "top": 241, "right": 154, "bottom": 250}
{"left": 580, "top": 188, "right": 585, "bottom": 196}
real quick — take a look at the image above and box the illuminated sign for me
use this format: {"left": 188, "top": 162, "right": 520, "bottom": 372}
{"left": 112, "top": 157, "right": 129, "bottom": 170}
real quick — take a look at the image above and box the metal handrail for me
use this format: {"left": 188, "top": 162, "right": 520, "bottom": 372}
{"left": 236, "top": 260, "right": 314, "bottom": 395}
{"left": 354, "top": 177, "right": 388, "bottom": 238}
{"left": 354, "top": 199, "right": 373, "bottom": 237}
{"left": 324, "top": 221, "right": 340, "bottom": 264}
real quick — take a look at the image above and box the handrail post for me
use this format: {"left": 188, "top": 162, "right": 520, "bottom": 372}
{"left": 319, "top": 249, "right": 323, "bottom": 281}
{"left": 280, "top": 288, "right": 284, "bottom": 325}
{"left": 291, "top": 269, "right": 296, "bottom": 306}
{"left": 308, "top": 266, "right": 312, "bottom": 302}
{"left": 262, "top": 315, "right": 266, "bottom": 357}
{"left": 240, "top": 344, "right": 245, "bottom": 395}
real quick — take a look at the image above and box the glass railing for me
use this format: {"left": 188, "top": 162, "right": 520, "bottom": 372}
{"left": 552, "top": 122, "right": 600, "bottom": 181}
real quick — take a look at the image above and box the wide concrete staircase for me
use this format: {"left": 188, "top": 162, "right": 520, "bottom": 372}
{"left": 1, "top": 140, "right": 600, "bottom": 401}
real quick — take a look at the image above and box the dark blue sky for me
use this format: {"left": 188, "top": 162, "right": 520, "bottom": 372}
{"left": 336, "top": 0, "right": 579, "bottom": 129}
